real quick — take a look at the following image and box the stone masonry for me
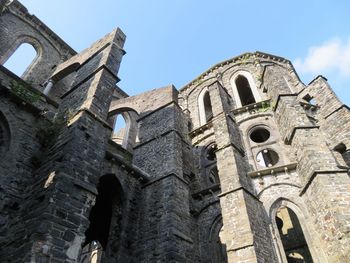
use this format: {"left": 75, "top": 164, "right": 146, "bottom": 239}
{"left": 0, "top": 1, "right": 349, "bottom": 262}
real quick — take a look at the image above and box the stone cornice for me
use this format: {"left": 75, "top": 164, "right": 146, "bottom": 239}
{"left": 180, "top": 51, "right": 292, "bottom": 93}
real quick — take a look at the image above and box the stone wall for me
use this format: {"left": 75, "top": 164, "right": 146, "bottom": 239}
{"left": 0, "top": 2, "right": 349, "bottom": 262}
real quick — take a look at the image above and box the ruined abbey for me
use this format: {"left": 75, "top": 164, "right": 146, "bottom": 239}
{"left": 0, "top": 1, "right": 349, "bottom": 262}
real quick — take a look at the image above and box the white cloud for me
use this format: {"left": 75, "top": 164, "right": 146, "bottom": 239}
{"left": 294, "top": 38, "right": 350, "bottom": 77}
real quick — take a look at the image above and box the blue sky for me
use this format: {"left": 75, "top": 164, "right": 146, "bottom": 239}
{"left": 9, "top": 0, "right": 350, "bottom": 105}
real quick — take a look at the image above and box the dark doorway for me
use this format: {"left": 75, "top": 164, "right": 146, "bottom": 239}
{"left": 82, "top": 174, "right": 124, "bottom": 262}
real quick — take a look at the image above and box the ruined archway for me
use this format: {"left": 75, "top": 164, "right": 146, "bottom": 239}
{"left": 269, "top": 199, "right": 325, "bottom": 263}
{"left": 81, "top": 174, "right": 124, "bottom": 262}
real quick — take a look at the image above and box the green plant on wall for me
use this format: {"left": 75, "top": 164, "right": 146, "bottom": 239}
{"left": 237, "top": 54, "right": 252, "bottom": 65}
{"left": 36, "top": 110, "right": 73, "bottom": 148}
{"left": 258, "top": 101, "right": 271, "bottom": 112}
{"left": 10, "top": 80, "right": 41, "bottom": 104}
{"left": 31, "top": 110, "right": 75, "bottom": 168}
{"left": 193, "top": 78, "right": 204, "bottom": 86}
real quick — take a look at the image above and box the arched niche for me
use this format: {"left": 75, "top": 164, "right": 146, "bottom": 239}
{"left": 81, "top": 174, "right": 125, "bottom": 262}
{"left": 230, "top": 71, "right": 261, "bottom": 108}
{"left": 269, "top": 199, "right": 325, "bottom": 263}
{"left": 198, "top": 87, "right": 214, "bottom": 126}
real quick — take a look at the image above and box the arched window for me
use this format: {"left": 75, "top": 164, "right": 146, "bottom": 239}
{"left": 203, "top": 92, "right": 213, "bottom": 122}
{"left": 236, "top": 75, "right": 256, "bottom": 106}
{"left": 82, "top": 174, "right": 124, "bottom": 262}
{"left": 231, "top": 71, "right": 261, "bottom": 108}
{"left": 198, "top": 87, "right": 214, "bottom": 126}
{"left": 275, "top": 207, "right": 313, "bottom": 263}
{"left": 2, "top": 43, "right": 37, "bottom": 77}
{"left": 111, "top": 113, "right": 130, "bottom": 149}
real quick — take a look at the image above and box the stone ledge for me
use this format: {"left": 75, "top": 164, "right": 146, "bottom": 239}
{"left": 189, "top": 120, "right": 214, "bottom": 138}
{"left": 248, "top": 162, "right": 297, "bottom": 178}
{"left": 232, "top": 99, "right": 271, "bottom": 115}
{"left": 216, "top": 142, "right": 245, "bottom": 157}
{"left": 227, "top": 243, "right": 254, "bottom": 253}
{"left": 0, "top": 65, "right": 59, "bottom": 107}
{"left": 192, "top": 184, "right": 221, "bottom": 199}
{"left": 105, "top": 150, "right": 150, "bottom": 183}
{"left": 218, "top": 186, "right": 260, "bottom": 203}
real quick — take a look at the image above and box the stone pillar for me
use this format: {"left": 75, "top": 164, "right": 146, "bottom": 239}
{"left": 132, "top": 87, "right": 195, "bottom": 262}
{"left": 208, "top": 81, "right": 277, "bottom": 262}
{"left": 24, "top": 29, "right": 126, "bottom": 262}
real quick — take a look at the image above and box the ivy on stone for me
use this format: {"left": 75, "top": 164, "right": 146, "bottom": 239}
{"left": 10, "top": 80, "right": 41, "bottom": 104}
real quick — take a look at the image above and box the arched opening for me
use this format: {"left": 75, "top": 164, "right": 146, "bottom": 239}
{"left": 3, "top": 43, "right": 37, "bottom": 77}
{"left": 81, "top": 174, "right": 124, "bottom": 262}
{"left": 198, "top": 87, "right": 214, "bottom": 126}
{"left": 275, "top": 207, "right": 313, "bottom": 263}
{"left": 235, "top": 75, "right": 256, "bottom": 106}
{"left": 111, "top": 113, "right": 129, "bottom": 149}
{"left": 203, "top": 91, "right": 213, "bottom": 123}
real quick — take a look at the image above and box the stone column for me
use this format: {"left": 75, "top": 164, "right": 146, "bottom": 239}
{"left": 132, "top": 87, "right": 195, "bottom": 262}
{"left": 208, "top": 81, "right": 277, "bottom": 262}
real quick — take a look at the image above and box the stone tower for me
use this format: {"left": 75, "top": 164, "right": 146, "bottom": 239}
{"left": 0, "top": 1, "right": 349, "bottom": 262}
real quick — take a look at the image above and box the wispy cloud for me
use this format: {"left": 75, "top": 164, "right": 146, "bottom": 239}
{"left": 294, "top": 38, "right": 350, "bottom": 77}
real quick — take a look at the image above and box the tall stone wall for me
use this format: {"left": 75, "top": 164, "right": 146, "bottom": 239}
{"left": 0, "top": 2, "right": 349, "bottom": 262}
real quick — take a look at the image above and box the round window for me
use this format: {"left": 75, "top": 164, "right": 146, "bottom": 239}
{"left": 256, "top": 149, "right": 279, "bottom": 167}
{"left": 250, "top": 127, "right": 270, "bottom": 143}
